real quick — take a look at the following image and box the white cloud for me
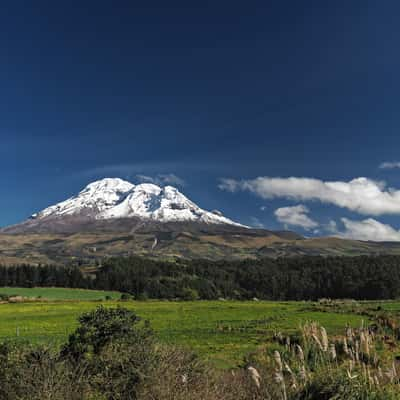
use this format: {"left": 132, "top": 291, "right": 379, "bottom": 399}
{"left": 136, "top": 173, "right": 185, "bottom": 187}
{"left": 135, "top": 174, "right": 156, "bottom": 183}
{"left": 250, "top": 217, "right": 265, "bottom": 229}
{"left": 158, "top": 174, "right": 186, "bottom": 186}
{"left": 274, "top": 204, "right": 318, "bottom": 230}
{"left": 219, "top": 178, "right": 240, "bottom": 192}
{"left": 338, "top": 218, "right": 400, "bottom": 242}
{"left": 379, "top": 161, "right": 400, "bottom": 169}
{"left": 219, "top": 176, "right": 400, "bottom": 216}
{"left": 325, "top": 220, "right": 338, "bottom": 234}
{"left": 81, "top": 161, "right": 227, "bottom": 179}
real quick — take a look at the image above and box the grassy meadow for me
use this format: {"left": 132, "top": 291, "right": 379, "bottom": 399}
{"left": 0, "top": 286, "right": 121, "bottom": 300}
{"left": 0, "top": 287, "right": 384, "bottom": 367}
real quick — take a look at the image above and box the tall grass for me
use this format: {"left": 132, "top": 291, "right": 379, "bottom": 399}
{"left": 239, "top": 321, "right": 400, "bottom": 399}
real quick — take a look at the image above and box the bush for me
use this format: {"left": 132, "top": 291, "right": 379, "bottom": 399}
{"left": 120, "top": 293, "right": 134, "bottom": 301}
{"left": 0, "top": 344, "right": 89, "bottom": 400}
{"left": 181, "top": 288, "right": 199, "bottom": 301}
{"left": 60, "top": 306, "right": 156, "bottom": 399}
{"left": 61, "top": 306, "right": 143, "bottom": 360}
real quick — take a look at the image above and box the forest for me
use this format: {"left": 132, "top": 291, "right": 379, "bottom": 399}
{"left": 0, "top": 254, "right": 400, "bottom": 300}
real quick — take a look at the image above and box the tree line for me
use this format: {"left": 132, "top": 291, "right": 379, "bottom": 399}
{"left": 1, "top": 255, "right": 400, "bottom": 300}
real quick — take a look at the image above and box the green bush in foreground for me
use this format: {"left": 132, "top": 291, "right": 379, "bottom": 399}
{"left": 61, "top": 306, "right": 145, "bottom": 358}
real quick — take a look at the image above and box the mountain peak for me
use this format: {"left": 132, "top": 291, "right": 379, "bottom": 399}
{"left": 83, "top": 177, "right": 134, "bottom": 193}
{"left": 30, "top": 177, "right": 245, "bottom": 228}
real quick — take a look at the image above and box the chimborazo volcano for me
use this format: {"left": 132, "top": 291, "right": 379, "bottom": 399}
{"left": 2, "top": 178, "right": 400, "bottom": 264}
{"left": 3, "top": 178, "right": 252, "bottom": 234}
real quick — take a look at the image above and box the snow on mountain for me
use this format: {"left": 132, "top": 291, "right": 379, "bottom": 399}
{"left": 32, "top": 178, "right": 245, "bottom": 227}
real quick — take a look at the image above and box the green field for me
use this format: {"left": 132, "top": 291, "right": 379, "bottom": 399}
{"left": 0, "top": 287, "right": 121, "bottom": 300}
{"left": 0, "top": 288, "right": 384, "bottom": 367}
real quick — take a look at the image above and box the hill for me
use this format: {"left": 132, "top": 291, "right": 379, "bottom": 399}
{"left": 1, "top": 230, "right": 400, "bottom": 264}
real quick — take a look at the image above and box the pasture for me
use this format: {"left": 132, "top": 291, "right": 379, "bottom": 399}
{"left": 0, "top": 288, "right": 383, "bottom": 367}
{"left": 0, "top": 286, "right": 121, "bottom": 300}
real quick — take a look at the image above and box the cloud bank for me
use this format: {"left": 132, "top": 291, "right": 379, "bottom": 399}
{"left": 136, "top": 173, "right": 185, "bottom": 186}
{"left": 379, "top": 161, "right": 400, "bottom": 169}
{"left": 249, "top": 216, "right": 265, "bottom": 229}
{"left": 219, "top": 176, "right": 400, "bottom": 216}
{"left": 274, "top": 205, "right": 318, "bottom": 230}
{"left": 338, "top": 218, "right": 400, "bottom": 242}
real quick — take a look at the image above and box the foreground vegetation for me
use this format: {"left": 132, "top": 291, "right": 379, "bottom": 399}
{"left": 3, "top": 304, "right": 400, "bottom": 399}
{"left": 2, "top": 255, "right": 400, "bottom": 397}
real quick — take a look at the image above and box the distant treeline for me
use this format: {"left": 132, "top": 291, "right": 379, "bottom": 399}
{"left": 1, "top": 255, "right": 400, "bottom": 300}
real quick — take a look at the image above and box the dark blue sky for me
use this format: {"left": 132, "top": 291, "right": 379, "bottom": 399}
{"left": 2, "top": 1, "right": 400, "bottom": 239}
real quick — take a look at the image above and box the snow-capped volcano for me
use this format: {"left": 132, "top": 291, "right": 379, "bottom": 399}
{"left": 31, "top": 178, "right": 244, "bottom": 227}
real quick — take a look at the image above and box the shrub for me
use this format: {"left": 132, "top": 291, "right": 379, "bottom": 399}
{"left": 120, "top": 293, "right": 134, "bottom": 301}
{"left": 61, "top": 306, "right": 143, "bottom": 360}
{"left": 60, "top": 306, "right": 156, "bottom": 399}
{"left": 0, "top": 344, "right": 89, "bottom": 400}
{"left": 90, "top": 333, "right": 155, "bottom": 399}
{"left": 181, "top": 288, "right": 199, "bottom": 301}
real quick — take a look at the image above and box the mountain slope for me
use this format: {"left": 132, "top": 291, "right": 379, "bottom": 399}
{"left": 0, "top": 231, "right": 400, "bottom": 265}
